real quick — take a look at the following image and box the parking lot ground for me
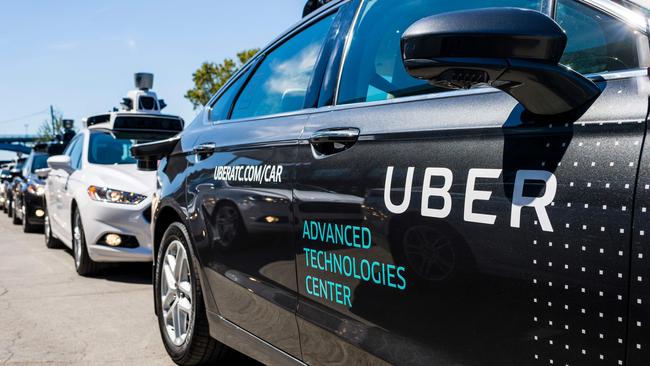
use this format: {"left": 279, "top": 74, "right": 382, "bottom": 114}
{"left": 0, "top": 215, "right": 262, "bottom": 365}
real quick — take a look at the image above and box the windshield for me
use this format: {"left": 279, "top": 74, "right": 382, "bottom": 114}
{"left": 32, "top": 155, "right": 48, "bottom": 172}
{"left": 88, "top": 131, "right": 137, "bottom": 165}
{"left": 14, "top": 159, "right": 25, "bottom": 171}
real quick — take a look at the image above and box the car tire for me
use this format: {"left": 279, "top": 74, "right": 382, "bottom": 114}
{"left": 22, "top": 204, "right": 36, "bottom": 233}
{"left": 72, "top": 208, "right": 98, "bottom": 276}
{"left": 12, "top": 201, "right": 21, "bottom": 225}
{"left": 155, "top": 222, "right": 226, "bottom": 365}
{"left": 7, "top": 200, "right": 13, "bottom": 217}
{"left": 44, "top": 209, "right": 62, "bottom": 249}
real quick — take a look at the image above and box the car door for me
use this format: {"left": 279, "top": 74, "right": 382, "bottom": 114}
{"left": 294, "top": 0, "right": 650, "bottom": 365}
{"left": 48, "top": 135, "right": 82, "bottom": 243}
{"left": 183, "top": 7, "right": 342, "bottom": 358}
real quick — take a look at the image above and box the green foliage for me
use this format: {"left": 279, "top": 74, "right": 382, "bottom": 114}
{"left": 185, "top": 48, "right": 260, "bottom": 109}
{"left": 36, "top": 109, "right": 65, "bottom": 142}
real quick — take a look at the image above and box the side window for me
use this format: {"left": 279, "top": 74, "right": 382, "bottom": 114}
{"left": 337, "top": 0, "right": 543, "bottom": 105}
{"left": 69, "top": 136, "right": 84, "bottom": 170}
{"left": 63, "top": 138, "right": 79, "bottom": 156}
{"left": 209, "top": 66, "right": 253, "bottom": 122}
{"left": 231, "top": 14, "right": 336, "bottom": 120}
{"left": 556, "top": 0, "right": 642, "bottom": 75}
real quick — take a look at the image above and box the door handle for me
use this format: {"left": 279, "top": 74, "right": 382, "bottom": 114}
{"left": 192, "top": 143, "right": 217, "bottom": 156}
{"left": 309, "top": 128, "right": 360, "bottom": 144}
{"left": 309, "top": 128, "right": 360, "bottom": 157}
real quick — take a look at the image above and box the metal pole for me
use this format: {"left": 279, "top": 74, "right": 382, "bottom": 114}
{"left": 50, "top": 105, "right": 55, "bottom": 132}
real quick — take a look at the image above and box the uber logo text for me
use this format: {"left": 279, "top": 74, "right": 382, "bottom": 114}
{"left": 384, "top": 167, "right": 557, "bottom": 232}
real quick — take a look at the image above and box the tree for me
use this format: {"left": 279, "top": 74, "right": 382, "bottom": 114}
{"left": 36, "top": 109, "right": 65, "bottom": 142}
{"left": 185, "top": 49, "right": 259, "bottom": 109}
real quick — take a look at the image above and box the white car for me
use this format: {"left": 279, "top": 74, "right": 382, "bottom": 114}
{"left": 42, "top": 73, "right": 183, "bottom": 275}
{"left": 43, "top": 126, "right": 156, "bottom": 275}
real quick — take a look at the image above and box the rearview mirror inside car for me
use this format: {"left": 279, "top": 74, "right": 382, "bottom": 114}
{"left": 401, "top": 7, "right": 601, "bottom": 117}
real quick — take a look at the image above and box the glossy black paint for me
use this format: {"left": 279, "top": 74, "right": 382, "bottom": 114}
{"left": 13, "top": 152, "right": 47, "bottom": 226}
{"left": 143, "top": 1, "right": 650, "bottom": 365}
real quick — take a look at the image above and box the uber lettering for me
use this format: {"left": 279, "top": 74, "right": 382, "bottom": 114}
{"left": 384, "top": 167, "right": 558, "bottom": 232}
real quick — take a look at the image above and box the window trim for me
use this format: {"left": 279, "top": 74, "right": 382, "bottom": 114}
{"left": 333, "top": 0, "right": 648, "bottom": 108}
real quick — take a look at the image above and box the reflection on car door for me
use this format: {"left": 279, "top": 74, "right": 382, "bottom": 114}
{"left": 184, "top": 11, "right": 338, "bottom": 358}
{"left": 294, "top": 1, "right": 650, "bottom": 365}
{"left": 48, "top": 135, "right": 82, "bottom": 243}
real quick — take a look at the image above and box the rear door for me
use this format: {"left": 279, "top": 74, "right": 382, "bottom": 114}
{"left": 294, "top": 1, "right": 650, "bottom": 365}
{"left": 183, "top": 7, "right": 341, "bottom": 358}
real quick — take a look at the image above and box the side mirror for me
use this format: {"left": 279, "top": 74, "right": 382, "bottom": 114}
{"left": 35, "top": 168, "right": 51, "bottom": 179}
{"left": 401, "top": 7, "right": 601, "bottom": 117}
{"left": 131, "top": 136, "right": 180, "bottom": 172}
{"left": 47, "top": 155, "right": 73, "bottom": 174}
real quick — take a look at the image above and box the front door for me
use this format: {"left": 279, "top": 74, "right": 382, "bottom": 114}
{"left": 294, "top": 1, "right": 650, "bottom": 365}
{"left": 184, "top": 11, "right": 338, "bottom": 358}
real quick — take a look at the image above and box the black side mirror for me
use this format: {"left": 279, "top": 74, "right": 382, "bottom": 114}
{"left": 401, "top": 7, "right": 601, "bottom": 117}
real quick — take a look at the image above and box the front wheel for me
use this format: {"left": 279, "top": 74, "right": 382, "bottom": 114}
{"left": 155, "top": 222, "right": 226, "bottom": 365}
{"left": 72, "top": 208, "right": 98, "bottom": 276}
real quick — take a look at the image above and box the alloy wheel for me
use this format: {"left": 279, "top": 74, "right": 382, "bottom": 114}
{"left": 44, "top": 214, "right": 50, "bottom": 239}
{"left": 161, "top": 240, "right": 192, "bottom": 346}
{"left": 73, "top": 224, "right": 82, "bottom": 268}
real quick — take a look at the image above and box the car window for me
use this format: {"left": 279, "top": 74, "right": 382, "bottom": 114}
{"left": 556, "top": 0, "right": 641, "bottom": 74}
{"left": 336, "top": 0, "right": 544, "bottom": 105}
{"left": 31, "top": 155, "right": 49, "bottom": 173}
{"left": 63, "top": 137, "right": 80, "bottom": 156}
{"left": 69, "top": 136, "right": 84, "bottom": 170}
{"left": 88, "top": 131, "right": 136, "bottom": 165}
{"left": 209, "top": 66, "right": 253, "bottom": 122}
{"left": 230, "top": 14, "right": 336, "bottom": 120}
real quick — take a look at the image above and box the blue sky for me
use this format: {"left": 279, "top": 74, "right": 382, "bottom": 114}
{"left": 0, "top": 0, "right": 305, "bottom": 159}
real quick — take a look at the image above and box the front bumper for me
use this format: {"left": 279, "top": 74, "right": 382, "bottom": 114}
{"left": 23, "top": 192, "right": 45, "bottom": 225}
{"left": 79, "top": 199, "right": 153, "bottom": 263}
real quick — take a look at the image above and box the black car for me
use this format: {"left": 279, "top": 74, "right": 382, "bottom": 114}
{"left": 133, "top": 0, "right": 650, "bottom": 365}
{"left": 4, "top": 158, "right": 25, "bottom": 218}
{"left": 12, "top": 150, "right": 49, "bottom": 232}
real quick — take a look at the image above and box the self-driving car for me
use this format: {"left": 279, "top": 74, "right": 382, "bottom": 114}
{"left": 0, "top": 166, "right": 13, "bottom": 211}
{"left": 4, "top": 158, "right": 26, "bottom": 217}
{"left": 43, "top": 73, "right": 183, "bottom": 276}
{"left": 132, "top": 0, "right": 650, "bottom": 365}
{"left": 11, "top": 145, "right": 56, "bottom": 232}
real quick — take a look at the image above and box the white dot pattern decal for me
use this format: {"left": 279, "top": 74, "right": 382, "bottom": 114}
{"left": 528, "top": 122, "right": 642, "bottom": 366}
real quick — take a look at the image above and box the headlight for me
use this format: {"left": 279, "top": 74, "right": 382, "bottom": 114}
{"left": 27, "top": 184, "right": 45, "bottom": 196}
{"left": 87, "top": 186, "right": 146, "bottom": 205}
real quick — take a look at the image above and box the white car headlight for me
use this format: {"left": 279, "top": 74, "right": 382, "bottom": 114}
{"left": 87, "top": 186, "right": 146, "bottom": 205}
{"left": 27, "top": 184, "right": 45, "bottom": 196}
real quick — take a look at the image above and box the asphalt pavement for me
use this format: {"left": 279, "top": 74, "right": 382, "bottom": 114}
{"left": 0, "top": 212, "right": 261, "bottom": 365}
